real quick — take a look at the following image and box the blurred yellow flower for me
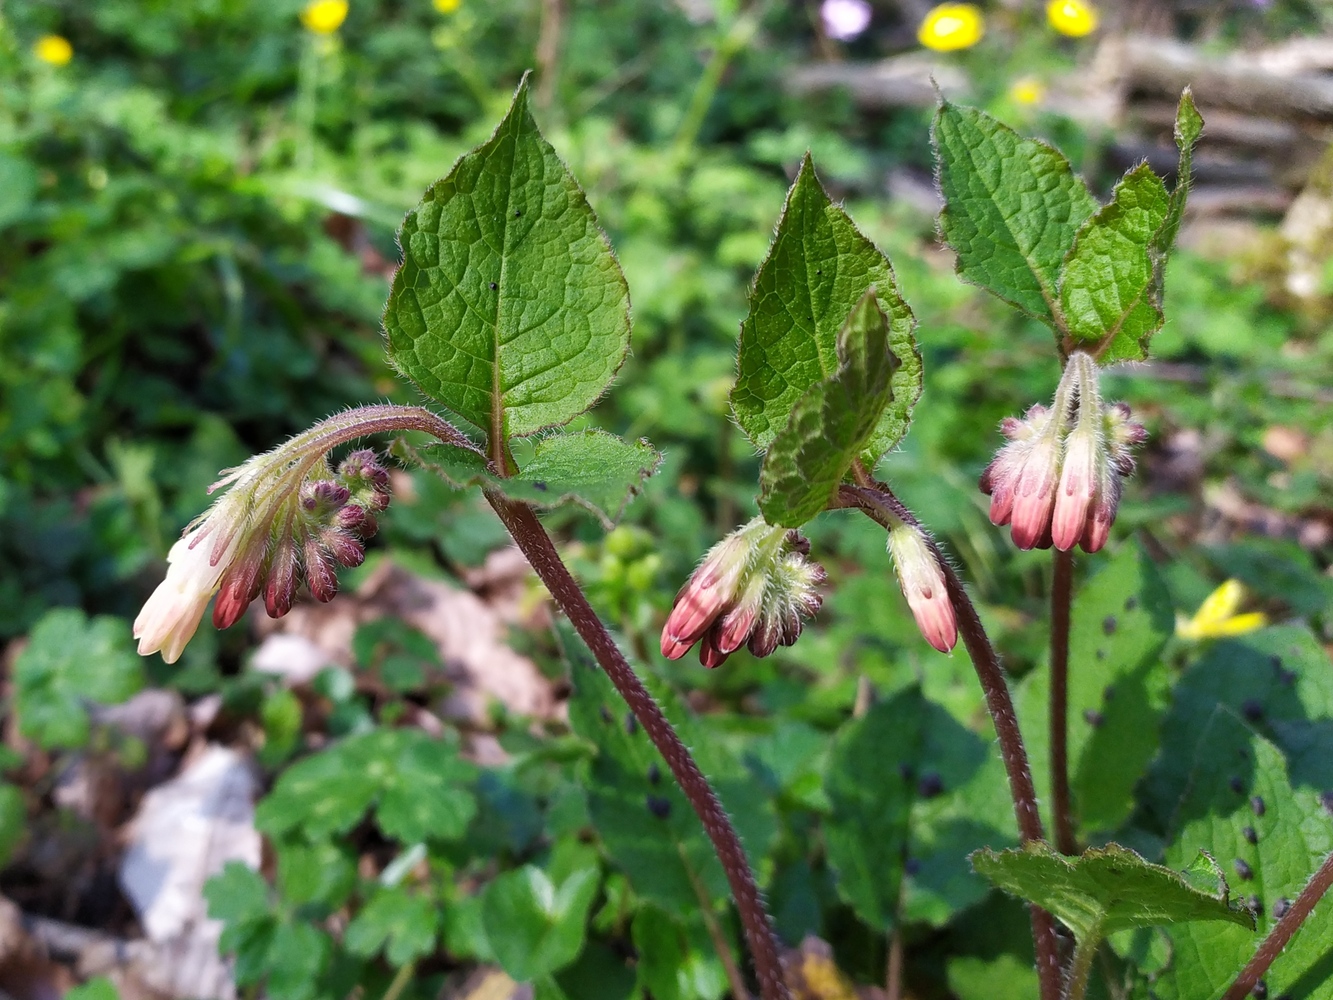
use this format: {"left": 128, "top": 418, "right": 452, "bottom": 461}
{"left": 1047, "top": 0, "right": 1099, "bottom": 37}
{"left": 918, "top": 4, "right": 984, "bottom": 51}
{"left": 34, "top": 34, "right": 73, "bottom": 66}
{"left": 1176, "top": 580, "right": 1268, "bottom": 641}
{"left": 301, "top": 0, "right": 349, "bottom": 34}
{"left": 1010, "top": 77, "right": 1046, "bottom": 105}
{"left": 433, "top": 0, "right": 461, "bottom": 12}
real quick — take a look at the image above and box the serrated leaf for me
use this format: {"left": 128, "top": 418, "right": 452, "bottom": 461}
{"left": 1059, "top": 164, "right": 1170, "bottom": 361}
{"left": 825, "top": 687, "right": 1018, "bottom": 931}
{"left": 384, "top": 75, "right": 630, "bottom": 463}
{"left": 1020, "top": 543, "right": 1174, "bottom": 837}
{"left": 972, "top": 841, "right": 1252, "bottom": 950}
{"left": 345, "top": 885, "right": 440, "bottom": 967}
{"left": 15, "top": 608, "right": 145, "bottom": 750}
{"left": 482, "top": 864, "right": 600, "bottom": 982}
{"left": 933, "top": 101, "right": 1098, "bottom": 329}
{"left": 401, "top": 429, "right": 660, "bottom": 529}
{"left": 758, "top": 290, "right": 899, "bottom": 528}
{"left": 1154, "top": 710, "right": 1333, "bottom": 999}
{"left": 731, "top": 155, "right": 921, "bottom": 467}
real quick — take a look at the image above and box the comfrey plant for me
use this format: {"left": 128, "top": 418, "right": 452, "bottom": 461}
{"left": 136, "top": 79, "right": 1333, "bottom": 1000}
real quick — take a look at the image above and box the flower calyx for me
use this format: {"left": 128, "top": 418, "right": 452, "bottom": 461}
{"left": 661, "top": 518, "right": 826, "bottom": 668}
{"left": 980, "top": 352, "right": 1145, "bottom": 553}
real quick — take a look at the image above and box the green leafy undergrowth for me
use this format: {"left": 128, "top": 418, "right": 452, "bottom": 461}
{"left": 14, "top": 607, "right": 144, "bottom": 750}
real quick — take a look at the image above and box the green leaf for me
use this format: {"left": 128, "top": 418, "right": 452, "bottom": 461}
{"left": 1155, "top": 710, "right": 1333, "bottom": 999}
{"left": 276, "top": 839, "right": 357, "bottom": 909}
{"left": 482, "top": 864, "right": 600, "bottom": 982}
{"left": 65, "top": 979, "right": 118, "bottom": 1000}
{"left": 256, "top": 729, "right": 476, "bottom": 843}
{"left": 731, "top": 154, "right": 921, "bottom": 466}
{"left": 933, "top": 100, "right": 1098, "bottom": 329}
{"left": 825, "top": 687, "right": 1018, "bottom": 930}
{"left": 205, "top": 861, "right": 273, "bottom": 929}
{"left": 401, "top": 429, "right": 661, "bottom": 529}
{"left": 1154, "top": 89, "right": 1204, "bottom": 265}
{"left": 345, "top": 885, "right": 440, "bottom": 967}
{"left": 383, "top": 74, "right": 630, "bottom": 458}
{"left": 1137, "top": 625, "right": 1333, "bottom": 836}
{"left": 265, "top": 920, "right": 331, "bottom": 1000}
{"left": 352, "top": 618, "right": 441, "bottom": 694}
{"left": 0, "top": 783, "right": 24, "bottom": 866}
{"left": 758, "top": 290, "right": 899, "bottom": 527}
{"left": 630, "top": 906, "right": 729, "bottom": 1000}
{"left": 1059, "top": 164, "right": 1170, "bottom": 361}
{"left": 15, "top": 608, "right": 145, "bottom": 750}
{"left": 972, "top": 841, "right": 1252, "bottom": 949}
{"left": 1020, "top": 542, "right": 1174, "bottom": 837}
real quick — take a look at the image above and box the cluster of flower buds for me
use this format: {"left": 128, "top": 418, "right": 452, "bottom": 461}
{"left": 980, "top": 351, "right": 1146, "bottom": 553}
{"left": 134, "top": 444, "right": 391, "bottom": 663}
{"left": 660, "top": 518, "right": 826, "bottom": 668}
{"left": 886, "top": 520, "right": 958, "bottom": 653}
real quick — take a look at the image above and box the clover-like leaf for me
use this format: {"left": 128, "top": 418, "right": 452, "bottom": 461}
{"left": 345, "top": 885, "right": 440, "bottom": 967}
{"left": 758, "top": 289, "right": 899, "bottom": 528}
{"left": 972, "top": 841, "right": 1252, "bottom": 950}
{"left": 401, "top": 429, "right": 661, "bottom": 529}
{"left": 15, "top": 608, "right": 145, "bottom": 750}
{"left": 731, "top": 155, "right": 920, "bottom": 468}
{"left": 933, "top": 100, "right": 1098, "bottom": 330}
{"left": 482, "top": 863, "right": 600, "bottom": 982}
{"left": 384, "top": 74, "right": 630, "bottom": 466}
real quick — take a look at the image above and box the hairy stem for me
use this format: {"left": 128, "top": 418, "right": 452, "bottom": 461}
{"left": 484, "top": 489, "right": 790, "bottom": 1000}
{"left": 835, "top": 481, "right": 1063, "bottom": 1000}
{"left": 1221, "top": 850, "right": 1333, "bottom": 1000}
{"left": 1064, "top": 926, "right": 1102, "bottom": 1000}
{"left": 1051, "top": 548, "right": 1077, "bottom": 856}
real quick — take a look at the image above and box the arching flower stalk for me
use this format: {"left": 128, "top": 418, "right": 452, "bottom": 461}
{"left": 133, "top": 404, "right": 471, "bottom": 663}
{"left": 661, "top": 518, "right": 825, "bottom": 668}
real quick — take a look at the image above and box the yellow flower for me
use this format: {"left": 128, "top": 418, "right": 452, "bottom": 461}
{"left": 433, "top": 0, "right": 461, "bottom": 12}
{"left": 301, "top": 0, "right": 349, "bottom": 34}
{"left": 918, "top": 3, "right": 984, "bottom": 52}
{"left": 1176, "top": 580, "right": 1268, "bottom": 642}
{"left": 34, "top": 34, "right": 73, "bottom": 66}
{"left": 1010, "top": 77, "right": 1046, "bottom": 106}
{"left": 1047, "top": 0, "right": 1099, "bottom": 37}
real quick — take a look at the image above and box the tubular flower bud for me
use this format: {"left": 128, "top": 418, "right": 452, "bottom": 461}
{"left": 661, "top": 519, "right": 825, "bottom": 668}
{"left": 886, "top": 522, "right": 958, "bottom": 653}
{"left": 980, "top": 352, "right": 1145, "bottom": 553}
{"left": 134, "top": 421, "right": 395, "bottom": 663}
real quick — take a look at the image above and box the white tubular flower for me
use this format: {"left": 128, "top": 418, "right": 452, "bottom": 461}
{"left": 887, "top": 521, "right": 958, "bottom": 653}
{"left": 134, "top": 527, "right": 242, "bottom": 664}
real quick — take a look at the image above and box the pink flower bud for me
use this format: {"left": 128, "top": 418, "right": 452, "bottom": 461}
{"left": 322, "top": 528, "right": 366, "bottom": 569}
{"left": 1009, "top": 436, "right": 1061, "bottom": 550}
{"left": 265, "top": 539, "right": 299, "bottom": 618}
{"left": 660, "top": 534, "right": 748, "bottom": 660}
{"left": 887, "top": 523, "right": 958, "bottom": 653}
{"left": 336, "top": 503, "right": 367, "bottom": 531}
{"left": 699, "top": 625, "right": 730, "bottom": 669}
{"left": 304, "top": 540, "right": 340, "bottom": 603}
{"left": 1051, "top": 428, "right": 1098, "bottom": 552}
{"left": 212, "top": 545, "right": 265, "bottom": 630}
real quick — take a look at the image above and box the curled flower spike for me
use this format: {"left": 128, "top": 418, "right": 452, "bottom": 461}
{"left": 661, "top": 519, "right": 825, "bottom": 668}
{"left": 887, "top": 521, "right": 958, "bottom": 653}
{"left": 134, "top": 418, "right": 399, "bottom": 663}
{"left": 981, "top": 352, "right": 1145, "bottom": 553}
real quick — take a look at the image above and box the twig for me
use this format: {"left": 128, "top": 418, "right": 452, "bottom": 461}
{"left": 1051, "top": 548, "right": 1077, "bottom": 856}
{"left": 1221, "top": 851, "right": 1333, "bottom": 1000}
{"left": 835, "top": 481, "right": 1063, "bottom": 1000}
{"left": 484, "top": 489, "right": 791, "bottom": 1000}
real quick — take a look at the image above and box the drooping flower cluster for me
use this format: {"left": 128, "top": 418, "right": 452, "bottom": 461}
{"left": 980, "top": 351, "right": 1146, "bottom": 553}
{"left": 134, "top": 439, "right": 390, "bottom": 664}
{"left": 661, "top": 518, "right": 826, "bottom": 668}
{"left": 886, "top": 521, "right": 958, "bottom": 653}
